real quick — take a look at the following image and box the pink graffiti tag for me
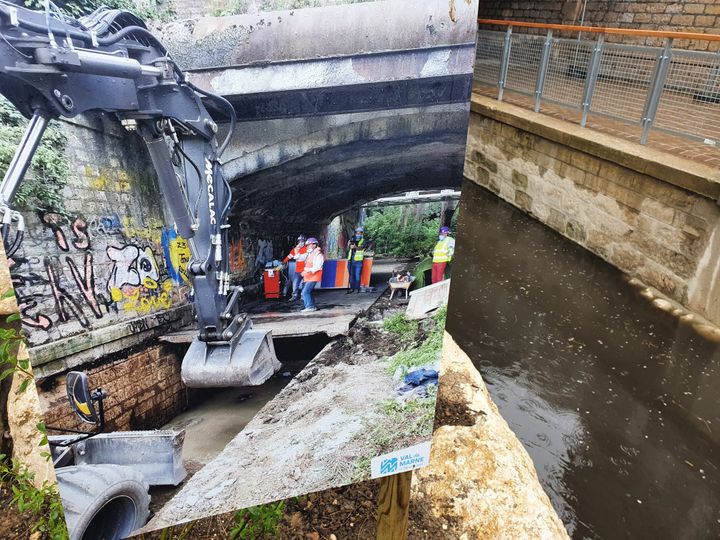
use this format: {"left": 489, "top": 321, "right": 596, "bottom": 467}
{"left": 65, "top": 252, "right": 103, "bottom": 319}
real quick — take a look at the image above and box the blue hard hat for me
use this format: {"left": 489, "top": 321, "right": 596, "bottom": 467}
{"left": 306, "top": 237, "right": 319, "bottom": 244}
{"left": 439, "top": 226, "right": 450, "bottom": 234}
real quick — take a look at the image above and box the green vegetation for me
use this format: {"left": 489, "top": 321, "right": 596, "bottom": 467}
{"left": 23, "top": 0, "right": 174, "bottom": 22}
{"left": 352, "top": 307, "right": 446, "bottom": 482}
{"left": 364, "top": 203, "right": 460, "bottom": 259}
{"left": 0, "top": 99, "right": 71, "bottom": 216}
{"left": 382, "top": 312, "right": 418, "bottom": 345}
{"left": 352, "top": 389, "right": 437, "bottom": 482}
{"left": 364, "top": 205, "right": 440, "bottom": 258}
{"left": 231, "top": 501, "right": 286, "bottom": 539}
{"left": 386, "top": 306, "right": 446, "bottom": 377}
{"left": 0, "top": 457, "right": 68, "bottom": 539}
{"left": 0, "top": 289, "right": 34, "bottom": 395}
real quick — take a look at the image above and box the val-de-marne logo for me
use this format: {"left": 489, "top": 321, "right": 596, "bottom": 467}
{"left": 380, "top": 457, "right": 398, "bottom": 474}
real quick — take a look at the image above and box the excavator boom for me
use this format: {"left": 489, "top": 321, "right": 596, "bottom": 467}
{"left": 0, "top": 1, "right": 279, "bottom": 387}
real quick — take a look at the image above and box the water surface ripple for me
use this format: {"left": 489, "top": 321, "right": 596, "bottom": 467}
{"left": 446, "top": 180, "right": 720, "bottom": 539}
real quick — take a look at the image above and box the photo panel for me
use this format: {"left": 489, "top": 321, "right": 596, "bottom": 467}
{"left": 0, "top": 0, "right": 479, "bottom": 537}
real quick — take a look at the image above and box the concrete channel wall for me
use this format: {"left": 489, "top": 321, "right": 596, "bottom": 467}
{"left": 465, "top": 94, "right": 720, "bottom": 327}
{"left": 7, "top": 114, "right": 198, "bottom": 429}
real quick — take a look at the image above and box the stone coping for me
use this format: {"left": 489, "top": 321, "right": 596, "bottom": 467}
{"left": 470, "top": 94, "right": 720, "bottom": 202}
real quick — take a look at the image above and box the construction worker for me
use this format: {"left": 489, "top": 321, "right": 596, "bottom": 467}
{"left": 301, "top": 237, "right": 324, "bottom": 312}
{"left": 431, "top": 226, "right": 455, "bottom": 284}
{"left": 346, "top": 226, "right": 367, "bottom": 293}
{"left": 283, "top": 235, "right": 308, "bottom": 301}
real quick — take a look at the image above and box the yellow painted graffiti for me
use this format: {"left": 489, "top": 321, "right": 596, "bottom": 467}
{"left": 122, "top": 216, "right": 164, "bottom": 242}
{"left": 168, "top": 236, "right": 191, "bottom": 283}
{"left": 120, "top": 280, "right": 175, "bottom": 314}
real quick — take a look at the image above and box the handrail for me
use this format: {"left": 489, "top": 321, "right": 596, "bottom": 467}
{"left": 478, "top": 18, "right": 720, "bottom": 43}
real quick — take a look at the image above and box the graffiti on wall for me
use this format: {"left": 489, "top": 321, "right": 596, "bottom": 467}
{"left": 9, "top": 211, "right": 189, "bottom": 345}
{"left": 228, "top": 238, "right": 247, "bottom": 274}
{"left": 161, "top": 229, "right": 191, "bottom": 285}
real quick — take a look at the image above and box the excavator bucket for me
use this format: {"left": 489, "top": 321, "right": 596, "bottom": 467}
{"left": 181, "top": 328, "right": 280, "bottom": 388}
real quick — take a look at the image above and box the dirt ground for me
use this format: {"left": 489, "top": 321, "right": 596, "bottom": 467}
{"left": 138, "top": 477, "right": 449, "bottom": 540}
{"left": 0, "top": 481, "right": 34, "bottom": 539}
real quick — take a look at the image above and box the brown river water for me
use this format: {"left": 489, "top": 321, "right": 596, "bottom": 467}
{"left": 446, "top": 179, "right": 720, "bottom": 539}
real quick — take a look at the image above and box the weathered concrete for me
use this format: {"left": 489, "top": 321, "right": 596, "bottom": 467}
{"left": 465, "top": 93, "right": 720, "bottom": 326}
{"left": 413, "top": 333, "right": 569, "bottom": 539}
{"left": 406, "top": 278, "right": 451, "bottom": 320}
{"left": 156, "top": 0, "right": 479, "bottom": 71}
{"left": 163, "top": 258, "right": 396, "bottom": 340}
{"left": 144, "top": 331, "right": 402, "bottom": 531}
{"left": 223, "top": 105, "right": 468, "bottom": 181}
{"left": 12, "top": 115, "right": 191, "bottom": 375}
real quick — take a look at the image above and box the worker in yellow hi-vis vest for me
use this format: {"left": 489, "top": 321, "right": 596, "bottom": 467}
{"left": 347, "top": 226, "right": 367, "bottom": 293}
{"left": 432, "top": 226, "right": 455, "bottom": 284}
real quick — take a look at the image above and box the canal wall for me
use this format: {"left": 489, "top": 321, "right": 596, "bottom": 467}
{"left": 12, "top": 114, "right": 193, "bottom": 377}
{"left": 465, "top": 94, "right": 720, "bottom": 327}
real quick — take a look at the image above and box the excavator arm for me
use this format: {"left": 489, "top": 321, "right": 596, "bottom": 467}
{"left": 0, "top": 1, "right": 279, "bottom": 386}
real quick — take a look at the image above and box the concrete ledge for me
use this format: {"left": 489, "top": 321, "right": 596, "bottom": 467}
{"left": 471, "top": 94, "right": 720, "bottom": 202}
{"left": 29, "top": 305, "right": 193, "bottom": 378}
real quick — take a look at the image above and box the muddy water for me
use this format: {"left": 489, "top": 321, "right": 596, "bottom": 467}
{"left": 162, "top": 335, "right": 329, "bottom": 465}
{"left": 446, "top": 180, "right": 720, "bottom": 539}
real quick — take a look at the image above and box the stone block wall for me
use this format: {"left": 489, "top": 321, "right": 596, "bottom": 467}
{"left": 480, "top": 1, "right": 720, "bottom": 51}
{"left": 11, "top": 116, "right": 190, "bottom": 366}
{"left": 464, "top": 102, "right": 720, "bottom": 326}
{"left": 39, "top": 342, "right": 188, "bottom": 432}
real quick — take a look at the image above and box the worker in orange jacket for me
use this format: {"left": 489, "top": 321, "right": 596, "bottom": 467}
{"left": 301, "top": 237, "right": 324, "bottom": 312}
{"left": 283, "top": 235, "right": 308, "bottom": 301}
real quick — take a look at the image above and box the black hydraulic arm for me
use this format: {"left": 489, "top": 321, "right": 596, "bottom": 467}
{"left": 0, "top": 1, "right": 242, "bottom": 342}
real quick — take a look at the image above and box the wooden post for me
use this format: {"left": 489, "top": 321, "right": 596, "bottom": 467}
{"left": 376, "top": 471, "right": 412, "bottom": 540}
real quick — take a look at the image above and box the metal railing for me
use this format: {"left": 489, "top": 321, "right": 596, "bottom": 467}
{"left": 475, "top": 19, "right": 720, "bottom": 146}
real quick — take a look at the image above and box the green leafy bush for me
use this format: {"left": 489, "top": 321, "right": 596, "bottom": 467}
{"left": 231, "top": 501, "right": 285, "bottom": 539}
{"left": 0, "top": 99, "right": 70, "bottom": 216}
{"left": 0, "top": 457, "right": 68, "bottom": 539}
{"left": 363, "top": 206, "right": 440, "bottom": 258}
{"left": 382, "top": 312, "right": 418, "bottom": 344}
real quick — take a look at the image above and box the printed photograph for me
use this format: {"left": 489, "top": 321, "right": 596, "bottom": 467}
{"left": 0, "top": 0, "right": 478, "bottom": 536}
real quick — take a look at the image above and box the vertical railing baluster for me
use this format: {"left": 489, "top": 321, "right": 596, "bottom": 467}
{"left": 498, "top": 26, "right": 513, "bottom": 101}
{"left": 534, "top": 29, "right": 553, "bottom": 112}
{"left": 580, "top": 34, "right": 604, "bottom": 127}
{"left": 641, "top": 38, "right": 673, "bottom": 144}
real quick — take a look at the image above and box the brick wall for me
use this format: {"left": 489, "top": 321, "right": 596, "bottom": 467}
{"left": 39, "top": 342, "right": 189, "bottom": 432}
{"left": 465, "top": 100, "right": 720, "bottom": 326}
{"left": 480, "top": 1, "right": 720, "bottom": 50}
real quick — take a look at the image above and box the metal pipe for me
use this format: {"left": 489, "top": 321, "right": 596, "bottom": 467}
{"left": 641, "top": 38, "right": 673, "bottom": 145}
{"left": 534, "top": 29, "right": 553, "bottom": 113}
{"left": 0, "top": 110, "right": 49, "bottom": 205}
{"left": 498, "top": 26, "right": 513, "bottom": 101}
